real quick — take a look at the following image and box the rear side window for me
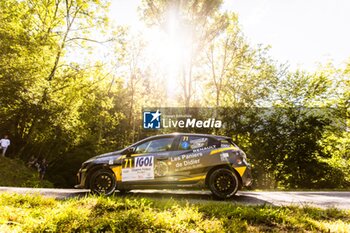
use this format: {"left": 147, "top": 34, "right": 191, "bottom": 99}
{"left": 178, "top": 136, "right": 219, "bottom": 150}
{"left": 220, "top": 139, "right": 237, "bottom": 148}
{"left": 220, "top": 139, "right": 231, "bottom": 148}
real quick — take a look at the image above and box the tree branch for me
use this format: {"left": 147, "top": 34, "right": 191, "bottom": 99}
{"left": 66, "top": 37, "right": 113, "bottom": 44}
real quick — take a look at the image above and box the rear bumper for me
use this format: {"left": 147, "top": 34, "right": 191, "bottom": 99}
{"left": 241, "top": 163, "right": 253, "bottom": 187}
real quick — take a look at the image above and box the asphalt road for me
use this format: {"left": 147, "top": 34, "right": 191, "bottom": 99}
{"left": 0, "top": 187, "right": 349, "bottom": 209}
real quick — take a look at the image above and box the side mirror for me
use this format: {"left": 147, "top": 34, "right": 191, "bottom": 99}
{"left": 126, "top": 147, "right": 135, "bottom": 157}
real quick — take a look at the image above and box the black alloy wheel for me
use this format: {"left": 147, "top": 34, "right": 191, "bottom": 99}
{"left": 208, "top": 168, "right": 240, "bottom": 199}
{"left": 90, "top": 169, "right": 117, "bottom": 196}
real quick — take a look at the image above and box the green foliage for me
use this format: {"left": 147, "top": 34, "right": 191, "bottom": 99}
{"left": 319, "top": 131, "right": 350, "bottom": 185}
{"left": 218, "top": 69, "right": 349, "bottom": 188}
{"left": 0, "top": 194, "right": 349, "bottom": 232}
{"left": 204, "top": 14, "right": 278, "bottom": 107}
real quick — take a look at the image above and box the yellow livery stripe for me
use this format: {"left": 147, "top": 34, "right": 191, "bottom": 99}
{"left": 234, "top": 166, "right": 246, "bottom": 177}
{"left": 209, "top": 147, "right": 238, "bottom": 155}
{"left": 112, "top": 166, "right": 122, "bottom": 181}
{"left": 179, "top": 175, "right": 206, "bottom": 182}
{"left": 131, "top": 153, "right": 145, "bottom": 157}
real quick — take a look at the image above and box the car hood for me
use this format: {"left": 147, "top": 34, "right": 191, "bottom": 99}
{"left": 84, "top": 150, "right": 124, "bottom": 164}
{"left": 95, "top": 150, "right": 124, "bottom": 159}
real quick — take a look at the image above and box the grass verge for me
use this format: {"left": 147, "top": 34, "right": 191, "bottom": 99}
{"left": 0, "top": 193, "right": 349, "bottom": 232}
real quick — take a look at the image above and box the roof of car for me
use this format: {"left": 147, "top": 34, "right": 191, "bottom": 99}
{"left": 146, "top": 133, "right": 231, "bottom": 140}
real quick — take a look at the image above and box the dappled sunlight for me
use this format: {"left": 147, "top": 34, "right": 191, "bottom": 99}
{"left": 144, "top": 10, "right": 193, "bottom": 99}
{"left": 1, "top": 193, "right": 349, "bottom": 232}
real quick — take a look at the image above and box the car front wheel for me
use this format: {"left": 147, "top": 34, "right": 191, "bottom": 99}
{"left": 89, "top": 169, "right": 117, "bottom": 196}
{"left": 208, "top": 168, "right": 240, "bottom": 199}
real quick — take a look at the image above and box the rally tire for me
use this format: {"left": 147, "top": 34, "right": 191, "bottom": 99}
{"left": 89, "top": 169, "right": 117, "bottom": 196}
{"left": 208, "top": 168, "right": 240, "bottom": 199}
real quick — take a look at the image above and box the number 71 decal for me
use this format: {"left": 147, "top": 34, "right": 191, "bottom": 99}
{"left": 123, "top": 156, "right": 154, "bottom": 169}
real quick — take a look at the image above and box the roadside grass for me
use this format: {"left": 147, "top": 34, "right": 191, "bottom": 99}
{"left": 0, "top": 193, "right": 349, "bottom": 233}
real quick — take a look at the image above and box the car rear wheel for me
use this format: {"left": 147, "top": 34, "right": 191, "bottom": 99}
{"left": 89, "top": 169, "right": 116, "bottom": 196}
{"left": 208, "top": 168, "right": 240, "bottom": 199}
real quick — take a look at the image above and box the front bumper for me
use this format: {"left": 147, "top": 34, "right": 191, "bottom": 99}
{"left": 75, "top": 168, "right": 88, "bottom": 189}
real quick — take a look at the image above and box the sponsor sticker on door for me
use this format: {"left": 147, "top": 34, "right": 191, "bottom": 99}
{"left": 122, "top": 156, "right": 154, "bottom": 182}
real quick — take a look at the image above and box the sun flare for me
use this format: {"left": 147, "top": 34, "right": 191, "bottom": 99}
{"left": 144, "top": 13, "right": 192, "bottom": 98}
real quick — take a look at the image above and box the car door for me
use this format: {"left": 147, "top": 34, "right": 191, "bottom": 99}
{"left": 165, "top": 135, "right": 221, "bottom": 184}
{"left": 120, "top": 136, "right": 177, "bottom": 186}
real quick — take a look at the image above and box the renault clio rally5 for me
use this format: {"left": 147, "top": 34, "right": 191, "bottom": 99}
{"left": 75, "top": 133, "right": 252, "bottom": 199}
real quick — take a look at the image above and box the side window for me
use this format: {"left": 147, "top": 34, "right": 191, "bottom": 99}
{"left": 178, "top": 136, "right": 209, "bottom": 150}
{"left": 135, "top": 137, "right": 174, "bottom": 153}
{"left": 135, "top": 141, "right": 150, "bottom": 153}
{"left": 220, "top": 139, "right": 231, "bottom": 148}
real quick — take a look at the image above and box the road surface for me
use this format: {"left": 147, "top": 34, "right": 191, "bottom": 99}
{"left": 0, "top": 187, "right": 349, "bottom": 209}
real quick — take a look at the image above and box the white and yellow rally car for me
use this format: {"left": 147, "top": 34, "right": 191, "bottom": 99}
{"left": 75, "top": 133, "right": 252, "bottom": 199}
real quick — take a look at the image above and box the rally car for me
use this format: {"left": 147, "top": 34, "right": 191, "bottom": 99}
{"left": 75, "top": 133, "right": 252, "bottom": 199}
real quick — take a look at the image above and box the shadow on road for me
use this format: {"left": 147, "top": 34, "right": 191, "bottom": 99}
{"left": 0, "top": 187, "right": 273, "bottom": 206}
{"left": 113, "top": 190, "right": 273, "bottom": 206}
